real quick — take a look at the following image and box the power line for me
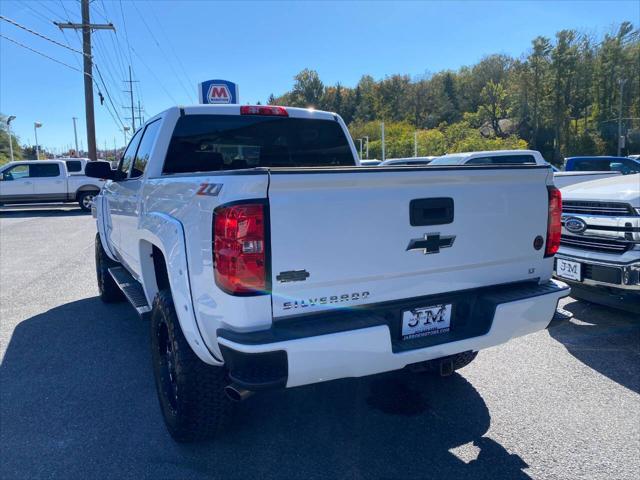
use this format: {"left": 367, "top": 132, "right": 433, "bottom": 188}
{"left": 147, "top": 6, "right": 195, "bottom": 95}
{"left": 130, "top": 1, "right": 194, "bottom": 103}
{"left": 0, "top": 32, "right": 125, "bottom": 134}
{"left": 0, "top": 15, "right": 89, "bottom": 57}
{"left": 131, "top": 47, "right": 179, "bottom": 104}
{"left": 0, "top": 33, "right": 91, "bottom": 76}
{"left": 95, "top": 64, "right": 126, "bottom": 130}
{"left": 118, "top": 0, "right": 134, "bottom": 67}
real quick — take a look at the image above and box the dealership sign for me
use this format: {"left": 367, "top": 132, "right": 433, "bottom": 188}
{"left": 198, "top": 79, "right": 239, "bottom": 104}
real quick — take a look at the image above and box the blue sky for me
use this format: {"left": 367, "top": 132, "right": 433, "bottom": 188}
{"left": 1, "top": 0, "right": 638, "bottom": 152}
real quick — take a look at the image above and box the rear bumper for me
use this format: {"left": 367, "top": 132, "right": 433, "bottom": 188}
{"left": 554, "top": 253, "right": 640, "bottom": 291}
{"left": 218, "top": 279, "right": 570, "bottom": 389}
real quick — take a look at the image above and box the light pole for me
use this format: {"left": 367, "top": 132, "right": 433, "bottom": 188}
{"left": 7, "top": 115, "right": 16, "bottom": 162}
{"left": 72, "top": 117, "right": 79, "bottom": 157}
{"left": 617, "top": 78, "right": 627, "bottom": 157}
{"left": 381, "top": 122, "right": 385, "bottom": 161}
{"left": 357, "top": 138, "right": 363, "bottom": 159}
{"left": 34, "top": 121, "right": 42, "bottom": 160}
{"left": 364, "top": 136, "right": 369, "bottom": 159}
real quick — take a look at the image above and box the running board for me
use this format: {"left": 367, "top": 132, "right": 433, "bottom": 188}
{"left": 108, "top": 266, "right": 151, "bottom": 318}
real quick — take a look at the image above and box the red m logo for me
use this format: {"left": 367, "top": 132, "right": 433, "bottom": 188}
{"left": 210, "top": 87, "right": 228, "bottom": 99}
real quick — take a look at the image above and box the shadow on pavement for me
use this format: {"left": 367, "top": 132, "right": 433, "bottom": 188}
{"left": 0, "top": 205, "right": 87, "bottom": 218}
{"left": 550, "top": 297, "right": 640, "bottom": 394}
{"left": 1, "top": 297, "right": 530, "bottom": 480}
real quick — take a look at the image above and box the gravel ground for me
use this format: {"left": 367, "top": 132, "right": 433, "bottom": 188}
{"left": 1, "top": 205, "right": 638, "bottom": 480}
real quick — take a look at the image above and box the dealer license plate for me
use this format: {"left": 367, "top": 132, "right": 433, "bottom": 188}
{"left": 402, "top": 304, "right": 452, "bottom": 340}
{"left": 556, "top": 259, "right": 581, "bottom": 281}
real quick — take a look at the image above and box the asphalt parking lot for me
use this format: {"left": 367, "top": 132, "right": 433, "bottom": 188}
{"left": 1, "top": 205, "right": 638, "bottom": 480}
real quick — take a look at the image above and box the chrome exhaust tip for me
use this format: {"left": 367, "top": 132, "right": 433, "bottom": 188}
{"left": 224, "top": 383, "right": 254, "bottom": 402}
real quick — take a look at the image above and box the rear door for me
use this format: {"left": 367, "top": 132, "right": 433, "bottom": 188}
{"left": 117, "top": 119, "right": 162, "bottom": 274}
{"left": 267, "top": 166, "right": 552, "bottom": 318}
{"left": 31, "top": 163, "right": 66, "bottom": 200}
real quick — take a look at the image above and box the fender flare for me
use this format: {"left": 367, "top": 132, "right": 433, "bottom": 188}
{"left": 138, "top": 212, "right": 221, "bottom": 365}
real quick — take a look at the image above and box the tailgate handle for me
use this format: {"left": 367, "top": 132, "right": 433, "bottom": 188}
{"left": 410, "top": 198, "right": 454, "bottom": 226}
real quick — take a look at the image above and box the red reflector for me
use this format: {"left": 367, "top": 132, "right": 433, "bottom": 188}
{"left": 545, "top": 186, "right": 562, "bottom": 257}
{"left": 214, "top": 203, "right": 267, "bottom": 295}
{"left": 240, "top": 105, "right": 288, "bottom": 117}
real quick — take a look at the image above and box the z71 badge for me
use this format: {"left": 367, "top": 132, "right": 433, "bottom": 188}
{"left": 196, "top": 183, "right": 222, "bottom": 196}
{"left": 283, "top": 291, "right": 370, "bottom": 310}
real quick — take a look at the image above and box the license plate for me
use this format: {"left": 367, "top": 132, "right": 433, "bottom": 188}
{"left": 402, "top": 304, "right": 452, "bottom": 340}
{"left": 556, "top": 259, "right": 581, "bottom": 281}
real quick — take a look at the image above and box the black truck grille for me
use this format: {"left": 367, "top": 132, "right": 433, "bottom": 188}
{"left": 560, "top": 235, "right": 632, "bottom": 254}
{"left": 562, "top": 201, "right": 636, "bottom": 216}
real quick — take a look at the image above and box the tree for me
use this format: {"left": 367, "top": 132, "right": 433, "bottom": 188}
{"left": 290, "top": 69, "right": 324, "bottom": 108}
{"left": 479, "top": 81, "right": 509, "bottom": 137}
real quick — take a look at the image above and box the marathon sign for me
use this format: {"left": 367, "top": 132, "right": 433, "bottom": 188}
{"left": 198, "top": 79, "right": 239, "bottom": 104}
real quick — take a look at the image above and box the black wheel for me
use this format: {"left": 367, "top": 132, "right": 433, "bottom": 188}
{"left": 150, "top": 289, "right": 235, "bottom": 442}
{"left": 95, "top": 233, "right": 124, "bottom": 303}
{"left": 78, "top": 191, "right": 97, "bottom": 212}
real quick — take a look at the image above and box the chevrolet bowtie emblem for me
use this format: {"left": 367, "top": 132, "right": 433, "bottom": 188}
{"left": 406, "top": 233, "right": 456, "bottom": 255}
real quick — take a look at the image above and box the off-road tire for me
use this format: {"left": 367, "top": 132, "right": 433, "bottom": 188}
{"left": 95, "top": 233, "right": 125, "bottom": 303}
{"left": 150, "top": 289, "right": 235, "bottom": 442}
{"left": 78, "top": 191, "right": 97, "bottom": 212}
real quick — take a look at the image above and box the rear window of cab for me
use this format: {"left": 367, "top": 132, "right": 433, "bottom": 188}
{"left": 162, "top": 115, "right": 355, "bottom": 174}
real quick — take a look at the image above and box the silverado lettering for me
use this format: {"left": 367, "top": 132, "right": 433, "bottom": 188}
{"left": 283, "top": 291, "right": 370, "bottom": 310}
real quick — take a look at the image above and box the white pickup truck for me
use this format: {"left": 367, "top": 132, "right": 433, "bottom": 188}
{"left": 554, "top": 174, "right": 640, "bottom": 312}
{"left": 0, "top": 159, "right": 103, "bottom": 211}
{"left": 86, "top": 104, "right": 570, "bottom": 442}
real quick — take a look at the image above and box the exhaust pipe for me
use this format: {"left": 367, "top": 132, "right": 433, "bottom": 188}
{"left": 224, "top": 383, "right": 255, "bottom": 402}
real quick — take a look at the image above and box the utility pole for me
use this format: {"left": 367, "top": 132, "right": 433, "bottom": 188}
{"left": 56, "top": 0, "right": 115, "bottom": 161}
{"left": 617, "top": 78, "right": 627, "bottom": 156}
{"left": 124, "top": 66, "right": 139, "bottom": 132}
{"left": 414, "top": 131, "right": 418, "bottom": 157}
{"left": 137, "top": 100, "right": 144, "bottom": 125}
{"left": 364, "top": 136, "right": 369, "bottom": 159}
{"left": 72, "top": 117, "right": 79, "bottom": 156}
{"left": 358, "top": 138, "right": 363, "bottom": 159}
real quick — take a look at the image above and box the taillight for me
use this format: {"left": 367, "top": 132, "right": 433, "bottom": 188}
{"left": 240, "top": 105, "right": 288, "bottom": 117}
{"left": 214, "top": 202, "right": 267, "bottom": 295}
{"left": 545, "top": 186, "right": 562, "bottom": 257}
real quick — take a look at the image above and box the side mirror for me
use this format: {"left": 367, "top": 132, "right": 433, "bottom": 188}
{"left": 85, "top": 160, "right": 116, "bottom": 180}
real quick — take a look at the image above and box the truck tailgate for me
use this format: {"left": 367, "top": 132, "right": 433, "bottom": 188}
{"left": 267, "top": 166, "right": 552, "bottom": 318}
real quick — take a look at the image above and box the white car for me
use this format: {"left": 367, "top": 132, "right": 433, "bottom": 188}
{"left": 429, "top": 150, "right": 546, "bottom": 166}
{"left": 0, "top": 159, "right": 104, "bottom": 211}
{"left": 379, "top": 157, "right": 436, "bottom": 166}
{"left": 86, "top": 104, "right": 569, "bottom": 441}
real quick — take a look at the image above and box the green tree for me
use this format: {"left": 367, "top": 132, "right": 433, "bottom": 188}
{"left": 290, "top": 69, "right": 324, "bottom": 108}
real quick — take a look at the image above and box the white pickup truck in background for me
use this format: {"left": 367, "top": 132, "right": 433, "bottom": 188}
{"left": 555, "top": 174, "right": 640, "bottom": 313}
{"left": 86, "top": 104, "right": 570, "bottom": 442}
{"left": 0, "top": 159, "right": 104, "bottom": 211}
